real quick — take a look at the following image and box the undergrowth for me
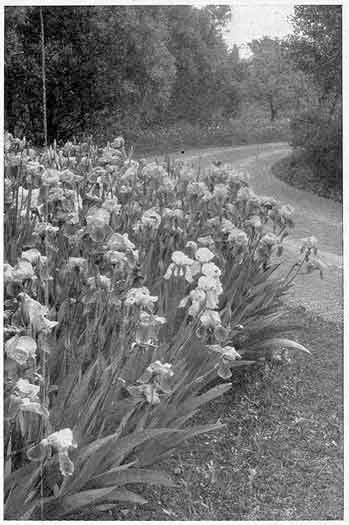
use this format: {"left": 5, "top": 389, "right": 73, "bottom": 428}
{"left": 82, "top": 114, "right": 291, "bottom": 154}
{"left": 272, "top": 151, "right": 342, "bottom": 203}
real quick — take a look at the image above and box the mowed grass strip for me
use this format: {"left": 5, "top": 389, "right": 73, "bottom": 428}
{"left": 92, "top": 306, "right": 342, "bottom": 521}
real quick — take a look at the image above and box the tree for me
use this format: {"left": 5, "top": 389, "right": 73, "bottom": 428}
{"left": 5, "top": 5, "right": 239, "bottom": 141}
{"left": 165, "top": 5, "right": 239, "bottom": 123}
{"left": 287, "top": 5, "right": 342, "bottom": 101}
{"left": 5, "top": 6, "right": 98, "bottom": 141}
{"left": 286, "top": 6, "right": 342, "bottom": 188}
{"left": 244, "top": 37, "right": 299, "bottom": 121}
{"left": 5, "top": 7, "right": 39, "bottom": 138}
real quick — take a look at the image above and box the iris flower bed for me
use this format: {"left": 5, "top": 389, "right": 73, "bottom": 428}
{"left": 3, "top": 133, "right": 323, "bottom": 519}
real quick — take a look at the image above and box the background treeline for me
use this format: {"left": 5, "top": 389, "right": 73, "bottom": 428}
{"left": 5, "top": 6, "right": 242, "bottom": 142}
{"left": 5, "top": 5, "right": 342, "bottom": 194}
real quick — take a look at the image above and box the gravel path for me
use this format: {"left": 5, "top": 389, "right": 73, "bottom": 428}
{"left": 166, "top": 143, "right": 343, "bottom": 323}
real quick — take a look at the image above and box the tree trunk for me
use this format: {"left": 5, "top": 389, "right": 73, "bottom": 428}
{"left": 269, "top": 96, "right": 277, "bottom": 121}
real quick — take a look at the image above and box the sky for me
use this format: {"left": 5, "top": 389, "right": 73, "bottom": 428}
{"left": 222, "top": 3, "right": 295, "bottom": 56}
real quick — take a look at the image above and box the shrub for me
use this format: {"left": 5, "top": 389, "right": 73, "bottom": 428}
{"left": 290, "top": 104, "right": 342, "bottom": 190}
{"left": 271, "top": 151, "right": 342, "bottom": 202}
{"left": 3, "top": 132, "right": 318, "bottom": 519}
{"left": 80, "top": 113, "right": 291, "bottom": 156}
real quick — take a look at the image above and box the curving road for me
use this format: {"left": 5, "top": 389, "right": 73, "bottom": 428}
{"left": 165, "top": 142, "right": 343, "bottom": 323}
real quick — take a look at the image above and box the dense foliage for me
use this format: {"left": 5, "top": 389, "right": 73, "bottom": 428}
{"left": 3, "top": 133, "right": 320, "bottom": 519}
{"left": 286, "top": 6, "right": 342, "bottom": 190}
{"left": 5, "top": 5, "right": 242, "bottom": 143}
{"left": 287, "top": 6, "right": 341, "bottom": 99}
{"left": 243, "top": 37, "right": 305, "bottom": 122}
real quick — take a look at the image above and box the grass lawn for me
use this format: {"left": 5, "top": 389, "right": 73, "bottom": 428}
{"left": 77, "top": 306, "right": 343, "bottom": 521}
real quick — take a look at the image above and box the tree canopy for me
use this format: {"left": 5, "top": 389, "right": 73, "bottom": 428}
{"left": 286, "top": 5, "right": 342, "bottom": 187}
{"left": 287, "top": 5, "right": 342, "bottom": 98}
{"left": 5, "top": 5, "right": 243, "bottom": 142}
{"left": 244, "top": 37, "right": 303, "bottom": 121}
